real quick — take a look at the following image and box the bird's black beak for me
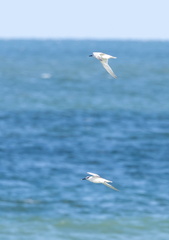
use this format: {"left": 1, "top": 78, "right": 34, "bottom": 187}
{"left": 89, "top": 54, "right": 93, "bottom": 57}
{"left": 81, "top": 178, "right": 86, "bottom": 180}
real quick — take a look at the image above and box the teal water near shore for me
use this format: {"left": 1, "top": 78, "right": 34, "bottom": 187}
{"left": 0, "top": 40, "right": 169, "bottom": 240}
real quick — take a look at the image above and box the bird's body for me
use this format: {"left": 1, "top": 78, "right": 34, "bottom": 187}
{"left": 89, "top": 52, "right": 117, "bottom": 78}
{"left": 82, "top": 172, "right": 119, "bottom": 191}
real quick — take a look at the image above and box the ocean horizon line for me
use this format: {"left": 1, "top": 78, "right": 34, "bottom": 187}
{"left": 0, "top": 37, "right": 169, "bottom": 42}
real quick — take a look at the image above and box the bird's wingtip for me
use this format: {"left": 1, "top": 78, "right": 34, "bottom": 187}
{"left": 111, "top": 75, "right": 117, "bottom": 79}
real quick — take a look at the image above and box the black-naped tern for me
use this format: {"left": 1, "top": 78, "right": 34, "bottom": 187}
{"left": 89, "top": 52, "right": 117, "bottom": 78}
{"left": 82, "top": 172, "right": 119, "bottom": 191}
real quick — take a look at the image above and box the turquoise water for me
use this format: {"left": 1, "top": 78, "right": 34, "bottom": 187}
{"left": 0, "top": 40, "right": 169, "bottom": 240}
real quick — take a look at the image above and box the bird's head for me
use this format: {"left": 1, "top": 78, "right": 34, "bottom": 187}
{"left": 81, "top": 176, "right": 90, "bottom": 180}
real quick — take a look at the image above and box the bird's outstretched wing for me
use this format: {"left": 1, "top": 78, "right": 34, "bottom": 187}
{"left": 101, "top": 60, "right": 117, "bottom": 78}
{"left": 102, "top": 182, "right": 119, "bottom": 191}
{"left": 87, "top": 172, "right": 100, "bottom": 177}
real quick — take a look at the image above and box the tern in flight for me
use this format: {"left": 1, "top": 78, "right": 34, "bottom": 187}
{"left": 89, "top": 52, "right": 117, "bottom": 78}
{"left": 82, "top": 172, "right": 119, "bottom": 191}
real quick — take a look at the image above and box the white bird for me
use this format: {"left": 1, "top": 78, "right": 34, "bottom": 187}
{"left": 82, "top": 172, "right": 119, "bottom": 191}
{"left": 89, "top": 52, "right": 117, "bottom": 78}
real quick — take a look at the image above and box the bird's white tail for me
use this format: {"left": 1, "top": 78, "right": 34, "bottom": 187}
{"left": 105, "top": 180, "right": 112, "bottom": 183}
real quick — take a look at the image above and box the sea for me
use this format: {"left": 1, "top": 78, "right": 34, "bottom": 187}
{"left": 0, "top": 39, "right": 169, "bottom": 240}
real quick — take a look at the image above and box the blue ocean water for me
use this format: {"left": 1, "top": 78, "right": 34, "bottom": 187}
{"left": 0, "top": 40, "right": 169, "bottom": 240}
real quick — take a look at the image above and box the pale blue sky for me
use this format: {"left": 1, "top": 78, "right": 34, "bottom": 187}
{"left": 0, "top": 0, "right": 169, "bottom": 40}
